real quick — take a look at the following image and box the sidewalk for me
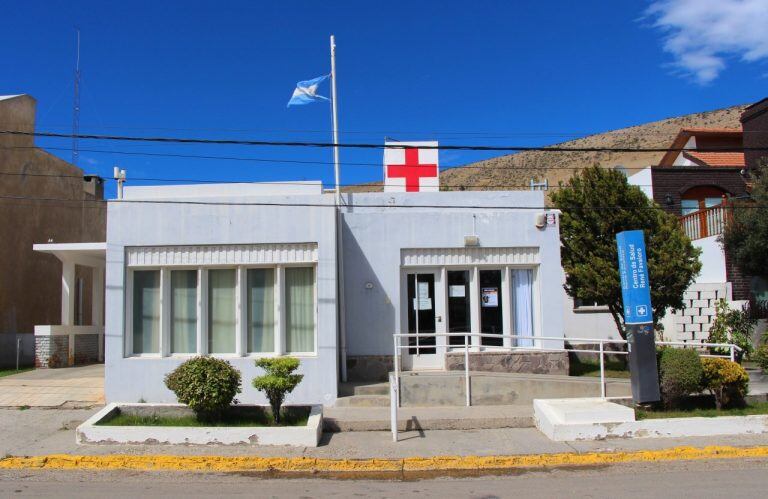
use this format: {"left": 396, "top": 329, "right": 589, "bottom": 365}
{"left": 0, "top": 365, "right": 103, "bottom": 408}
{"left": 3, "top": 406, "right": 768, "bottom": 460}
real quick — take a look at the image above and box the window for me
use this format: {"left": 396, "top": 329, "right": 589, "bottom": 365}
{"left": 132, "top": 270, "right": 160, "bottom": 354}
{"left": 285, "top": 267, "right": 315, "bottom": 353}
{"left": 171, "top": 270, "right": 197, "bottom": 354}
{"left": 681, "top": 186, "right": 726, "bottom": 215}
{"left": 480, "top": 269, "right": 503, "bottom": 346}
{"left": 127, "top": 264, "right": 316, "bottom": 357}
{"left": 208, "top": 269, "right": 236, "bottom": 354}
{"left": 247, "top": 268, "right": 275, "bottom": 353}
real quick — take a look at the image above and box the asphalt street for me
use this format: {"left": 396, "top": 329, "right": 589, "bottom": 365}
{"left": 1, "top": 457, "right": 767, "bottom": 498}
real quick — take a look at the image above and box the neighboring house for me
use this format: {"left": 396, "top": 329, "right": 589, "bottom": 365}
{"left": 49, "top": 182, "right": 563, "bottom": 405}
{"left": 740, "top": 97, "right": 768, "bottom": 172}
{"left": 0, "top": 94, "right": 106, "bottom": 368}
{"left": 563, "top": 100, "right": 768, "bottom": 344}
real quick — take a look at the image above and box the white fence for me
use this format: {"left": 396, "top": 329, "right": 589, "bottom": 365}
{"left": 389, "top": 332, "right": 740, "bottom": 442}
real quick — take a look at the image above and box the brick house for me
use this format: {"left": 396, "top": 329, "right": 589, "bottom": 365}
{"left": 624, "top": 101, "right": 768, "bottom": 342}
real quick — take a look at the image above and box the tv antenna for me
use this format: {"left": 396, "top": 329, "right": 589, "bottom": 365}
{"left": 72, "top": 28, "right": 81, "bottom": 166}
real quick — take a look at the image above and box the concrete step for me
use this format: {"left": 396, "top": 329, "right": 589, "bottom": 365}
{"left": 323, "top": 404, "right": 533, "bottom": 432}
{"left": 339, "top": 382, "right": 389, "bottom": 397}
{"left": 333, "top": 394, "right": 390, "bottom": 408}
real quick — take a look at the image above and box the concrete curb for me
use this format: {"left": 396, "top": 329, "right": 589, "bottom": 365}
{"left": 1, "top": 445, "right": 767, "bottom": 476}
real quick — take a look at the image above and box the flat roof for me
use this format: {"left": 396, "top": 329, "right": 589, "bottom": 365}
{"left": 33, "top": 242, "right": 106, "bottom": 266}
{"left": 122, "top": 181, "right": 324, "bottom": 200}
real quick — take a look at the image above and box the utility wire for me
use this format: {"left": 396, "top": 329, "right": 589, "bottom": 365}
{"left": 2, "top": 130, "right": 766, "bottom": 153}
{"left": 0, "top": 145, "right": 697, "bottom": 171}
{"left": 0, "top": 170, "right": 657, "bottom": 189}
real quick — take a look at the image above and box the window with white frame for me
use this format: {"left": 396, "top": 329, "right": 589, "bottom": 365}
{"left": 127, "top": 265, "right": 316, "bottom": 357}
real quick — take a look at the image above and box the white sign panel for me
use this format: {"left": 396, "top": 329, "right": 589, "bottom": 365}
{"left": 449, "top": 285, "right": 466, "bottom": 298}
{"left": 384, "top": 141, "right": 439, "bottom": 193}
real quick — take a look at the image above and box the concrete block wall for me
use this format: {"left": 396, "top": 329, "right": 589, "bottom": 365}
{"left": 34, "top": 336, "right": 69, "bottom": 368}
{"left": 668, "top": 283, "right": 730, "bottom": 343}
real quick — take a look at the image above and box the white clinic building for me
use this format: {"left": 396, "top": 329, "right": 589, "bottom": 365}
{"left": 38, "top": 182, "right": 566, "bottom": 406}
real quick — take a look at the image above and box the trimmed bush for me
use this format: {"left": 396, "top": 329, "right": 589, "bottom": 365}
{"left": 252, "top": 357, "right": 303, "bottom": 425}
{"left": 753, "top": 345, "right": 768, "bottom": 374}
{"left": 164, "top": 356, "right": 242, "bottom": 421}
{"left": 701, "top": 358, "right": 749, "bottom": 409}
{"left": 659, "top": 348, "right": 703, "bottom": 408}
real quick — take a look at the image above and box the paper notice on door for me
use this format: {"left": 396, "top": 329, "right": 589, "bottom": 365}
{"left": 449, "top": 285, "right": 466, "bottom": 298}
{"left": 418, "top": 281, "right": 429, "bottom": 299}
{"left": 481, "top": 287, "right": 498, "bottom": 307}
{"left": 413, "top": 297, "right": 433, "bottom": 310}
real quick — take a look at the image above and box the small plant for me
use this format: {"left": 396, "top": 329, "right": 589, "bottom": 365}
{"left": 701, "top": 357, "right": 749, "bottom": 410}
{"left": 753, "top": 344, "right": 768, "bottom": 374}
{"left": 707, "top": 299, "right": 757, "bottom": 363}
{"left": 164, "top": 356, "right": 242, "bottom": 422}
{"left": 252, "top": 357, "right": 304, "bottom": 425}
{"left": 658, "top": 348, "right": 703, "bottom": 408}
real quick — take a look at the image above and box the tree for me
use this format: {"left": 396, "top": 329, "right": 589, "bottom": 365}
{"left": 252, "top": 357, "right": 303, "bottom": 425}
{"left": 550, "top": 165, "right": 701, "bottom": 338}
{"left": 721, "top": 161, "right": 768, "bottom": 282}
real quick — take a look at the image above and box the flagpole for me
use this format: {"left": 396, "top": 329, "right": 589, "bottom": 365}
{"left": 330, "top": 34, "right": 348, "bottom": 382}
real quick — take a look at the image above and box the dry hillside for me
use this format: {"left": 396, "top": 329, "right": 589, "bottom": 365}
{"left": 346, "top": 104, "right": 747, "bottom": 198}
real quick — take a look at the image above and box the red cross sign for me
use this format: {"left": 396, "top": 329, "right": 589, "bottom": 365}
{"left": 384, "top": 141, "right": 439, "bottom": 192}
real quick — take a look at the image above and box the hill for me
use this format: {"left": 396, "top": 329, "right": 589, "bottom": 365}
{"left": 345, "top": 104, "right": 747, "bottom": 197}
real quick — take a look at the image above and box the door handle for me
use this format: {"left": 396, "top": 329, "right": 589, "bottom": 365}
{"left": 436, "top": 315, "right": 442, "bottom": 323}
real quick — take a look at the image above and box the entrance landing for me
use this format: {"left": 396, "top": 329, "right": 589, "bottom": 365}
{"left": 0, "top": 364, "right": 103, "bottom": 408}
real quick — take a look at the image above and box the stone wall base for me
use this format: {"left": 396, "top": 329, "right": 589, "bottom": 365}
{"left": 445, "top": 350, "right": 569, "bottom": 376}
{"left": 346, "top": 355, "right": 396, "bottom": 382}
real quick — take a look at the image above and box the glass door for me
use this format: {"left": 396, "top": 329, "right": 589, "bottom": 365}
{"left": 403, "top": 270, "right": 444, "bottom": 369}
{"left": 447, "top": 270, "right": 471, "bottom": 346}
{"left": 480, "top": 269, "right": 503, "bottom": 346}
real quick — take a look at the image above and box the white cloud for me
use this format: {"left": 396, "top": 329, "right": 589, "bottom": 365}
{"left": 646, "top": 0, "right": 768, "bottom": 84}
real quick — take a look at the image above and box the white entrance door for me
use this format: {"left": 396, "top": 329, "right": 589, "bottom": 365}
{"left": 402, "top": 269, "right": 446, "bottom": 370}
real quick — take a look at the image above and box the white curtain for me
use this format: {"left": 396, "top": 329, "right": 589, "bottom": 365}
{"left": 171, "top": 270, "right": 197, "bottom": 353}
{"left": 247, "top": 268, "right": 275, "bottom": 353}
{"left": 132, "top": 270, "right": 160, "bottom": 354}
{"left": 208, "top": 269, "right": 236, "bottom": 353}
{"left": 513, "top": 269, "right": 534, "bottom": 347}
{"left": 285, "top": 267, "right": 315, "bottom": 353}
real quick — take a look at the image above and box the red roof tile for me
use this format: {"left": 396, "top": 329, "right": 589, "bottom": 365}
{"left": 683, "top": 151, "right": 745, "bottom": 167}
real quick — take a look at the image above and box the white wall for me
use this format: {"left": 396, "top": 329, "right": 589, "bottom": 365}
{"left": 105, "top": 191, "right": 338, "bottom": 406}
{"left": 692, "top": 235, "right": 727, "bottom": 283}
{"left": 341, "top": 191, "right": 565, "bottom": 355}
{"left": 627, "top": 166, "right": 653, "bottom": 199}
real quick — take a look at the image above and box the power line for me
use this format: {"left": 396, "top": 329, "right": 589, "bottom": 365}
{"left": 0, "top": 145, "right": 681, "bottom": 171}
{"left": 2, "top": 130, "right": 766, "bottom": 153}
{"left": 0, "top": 170, "right": 657, "bottom": 189}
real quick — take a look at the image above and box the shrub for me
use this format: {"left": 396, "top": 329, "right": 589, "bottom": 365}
{"left": 707, "top": 299, "right": 756, "bottom": 363}
{"left": 252, "top": 357, "right": 303, "bottom": 425}
{"left": 701, "top": 358, "right": 749, "bottom": 409}
{"left": 753, "top": 345, "right": 768, "bottom": 373}
{"left": 658, "top": 348, "right": 703, "bottom": 408}
{"left": 164, "top": 356, "right": 242, "bottom": 421}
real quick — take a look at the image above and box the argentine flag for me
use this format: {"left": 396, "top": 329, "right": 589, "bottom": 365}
{"left": 287, "top": 75, "right": 330, "bottom": 107}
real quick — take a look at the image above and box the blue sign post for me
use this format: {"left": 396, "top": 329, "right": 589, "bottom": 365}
{"left": 616, "top": 230, "right": 660, "bottom": 404}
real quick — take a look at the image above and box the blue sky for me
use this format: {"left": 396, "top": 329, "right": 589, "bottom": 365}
{"left": 2, "top": 0, "right": 767, "bottom": 197}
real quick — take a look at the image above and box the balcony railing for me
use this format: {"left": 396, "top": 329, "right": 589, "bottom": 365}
{"left": 679, "top": 202, "right": 730, "bottom": 241}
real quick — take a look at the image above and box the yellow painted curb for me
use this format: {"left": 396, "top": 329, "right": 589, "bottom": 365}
{"left": 1, "top": 446, "right": 767, "bottom": 474}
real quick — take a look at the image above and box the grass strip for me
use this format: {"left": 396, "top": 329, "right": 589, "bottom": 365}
{"left": 636, "top": 401, "right": 768, "bottom": 420}
{"left": 97, "top": 411, "right": 309, "bottom": 428}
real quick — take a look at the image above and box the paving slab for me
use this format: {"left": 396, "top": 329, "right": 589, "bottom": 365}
{"left": 0, "top": 364, "right": 103, "bottom": 408}
{"left": 324, "top": 404, "right": 533, "bottom": 431}
{"left": 3, "top": 406, "right": 768, "bottom": 461}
